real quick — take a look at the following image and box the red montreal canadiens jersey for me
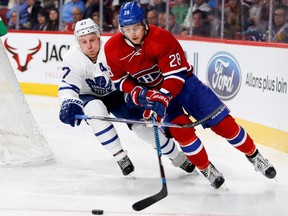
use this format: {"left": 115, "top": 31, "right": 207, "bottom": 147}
{"left": 104, "top": 25, "right": 192, "bottom": 97}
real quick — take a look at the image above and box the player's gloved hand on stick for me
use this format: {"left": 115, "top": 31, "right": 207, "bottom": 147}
{"left": 143, "top": 91, "right": 171, "bottom": 122}
{"left": 131, "top": 86, "right": 154, "bottom": 107}
{"left": 124, "top": 93, "right": 138, "bottom": 108}
{"left": 59, "top": 98, "right": 84, "bottom": 127}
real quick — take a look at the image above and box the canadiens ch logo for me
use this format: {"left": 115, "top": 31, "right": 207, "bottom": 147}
{"left": 4, "top": 38, "right": 41, "bottom": 72}
{"left": 206, "top": 52, "right": 241, "bottom": 100}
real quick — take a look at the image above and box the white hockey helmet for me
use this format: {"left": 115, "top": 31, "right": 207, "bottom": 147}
{"left": 74, "top": 18, "right": 100, "bottom": 39}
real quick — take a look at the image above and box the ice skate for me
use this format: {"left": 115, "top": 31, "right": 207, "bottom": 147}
{"left": 171, "top": 152, "right": 198, "bottom": 174}
{"left": 117, "top": 155, "right": 135, "bottom": 176}
{"left": 201, "top": 162, "right": 225, "bottom": 189}
{"left": 179, "top": 158, "right": 198, "bottom": 174}
{"left": 246, "top": 149, "right": 276, "bottom": 179}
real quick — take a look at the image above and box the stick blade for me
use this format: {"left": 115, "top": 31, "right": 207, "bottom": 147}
{"left": 132, "top": 184, "right": 168, "bottom": 211}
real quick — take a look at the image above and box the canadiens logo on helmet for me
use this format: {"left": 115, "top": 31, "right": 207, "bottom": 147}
{"left": 206, "top": 52, "right": 241, "bottom": 100}
{"left": 118, "top": 1, "right": 146, "bottom": 27}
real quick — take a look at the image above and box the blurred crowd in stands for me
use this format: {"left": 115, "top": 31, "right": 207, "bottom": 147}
{"left": 0, "top": 0, "right": 287, "bottom": 43}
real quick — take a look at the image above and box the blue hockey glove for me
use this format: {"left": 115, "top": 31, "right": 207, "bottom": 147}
{"left": 59, "top": 98, "right": 84, "bottom": 127}
{"left": 124, "top": 93, "right": 141, "bottom": 109}
{"left": 143, "top": 91, "right": 171, "bottom": 121}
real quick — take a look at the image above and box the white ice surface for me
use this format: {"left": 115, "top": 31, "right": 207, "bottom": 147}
{"left": 0, "top": 95, "right": 287, "bottom": 216}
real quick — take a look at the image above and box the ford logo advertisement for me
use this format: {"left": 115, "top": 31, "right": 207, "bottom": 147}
{"left": 207, "top": 52, "right": 241, "bottom": 100}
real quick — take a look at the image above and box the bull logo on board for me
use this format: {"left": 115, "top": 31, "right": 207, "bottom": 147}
{"left": 4, "top": 39, "right": 41, "bottom": 72}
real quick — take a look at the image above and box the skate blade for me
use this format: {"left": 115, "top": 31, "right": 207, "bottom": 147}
{"left": 126, "top": 171, "right": 136, "bottom": 178}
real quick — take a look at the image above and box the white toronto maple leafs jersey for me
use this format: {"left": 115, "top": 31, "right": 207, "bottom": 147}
{"left": 58, "top": 43, "right": 115, "bottom": 101}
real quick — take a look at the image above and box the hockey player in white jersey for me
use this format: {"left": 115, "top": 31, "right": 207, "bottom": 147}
{"left": 58, "top": 18, "right": 196, "bottom": 176}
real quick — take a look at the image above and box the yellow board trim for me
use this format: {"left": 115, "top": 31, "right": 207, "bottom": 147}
{"left": 235, "top": 118, "right": 288, "bottom": 153}
{"left": 19, "top": 82, "right": 288, "bottom": 153}
{"left": 20, "top": 83, "right": 58, "bottom": 97}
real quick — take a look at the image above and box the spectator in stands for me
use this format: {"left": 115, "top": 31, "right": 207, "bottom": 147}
{"left": 85, "top": 0, "right": 100, "bottom": 19}
{"left": 248, "top": 0, "right": 264, "bottom": 27}
{"left": 111, "top": 0, "right": 133, "bottom": 12}
{"left": 7, "top": 0, "right": 17, "bottom": 9}
{"left": 85, "top": 0, "right": 112, "bottom": 26}
{"left": 162, "top": 11, "right": 183, "bottom": 35}
{"left": 6, "top": 0, "right": 28, "bottom": 29}
{"left": 192, "top": 9, "right": 211, "bottom": 36}
{"left": 24, "top": 0, "right": 43, "bottom": 30}
{"left": 282, "top": 0, "right": 288, "bottom": 6}
{"left": 181, "top": 9, "right": 211, "bottom": 37}
{"left": 282, "top": 0, "right": 288, "bottom": 22}
{"left": 224, "top": 0, "right": 240, "bottom": 22}
{"left": 91, "top": 11, "right": 109, "bottom": 32}
{"left": 42, "top": 0, "right": 58, "bottom": 10}
{"left": 182, "top": 0, "right": 211, "bottom": 29}
{"left": 63, "top": 7, "right": 84, "bottom": 32}
{"left": 241, "top": 0, "right": 255, "bottom": 29}
{"left": 224, "top": 0, "right": 242, "bottom": 39}
{"left": 207, "top": 0, "right": 219, "bottom": 9}
{"left": 238, "top": 0, "right": 274, "bottom": 42}
{"left": 147, "top": 0, "right": 166, "bottom": 13}
{"left": 32, "top": 9, "right": 48, "bottom": 30}
{"left": 275, "top": 22, "right": 288, "bottom": 43}
{"left": 158, "top": 11, "right": 166, "bottom": 29}
{"left": 147, "top": 9, "right": 159, "bottom": 26}
{"left": 111, "top": 0, "right": 121, "bottom": 12}
{"left": 246, "top": 0, "right": 281, "bottom": 40}
{"left": 259, "top": 0, "right": 281, "bottom": 24}
{"left": 106, "top": 10, "right": 119, "bottom": 33}
{"left": 171, "top": 0, "right": 189, "bottom": 25}
{"left": 62, "top": 0, "right": 85, "bottom": 23}
{"left": 7, "top": 10, "right": 17, "bottom": 29}
{"left": 272, "top": 4, "right": 288, "bottom": 42}
{"left": 46, "top": 7, "right": 59, "bottom": 31}
{"left": 208, "top": 8, "right": 233, "bottom": 39}
{"left": 91, "top": 11, "right": 100, "bottom": 26}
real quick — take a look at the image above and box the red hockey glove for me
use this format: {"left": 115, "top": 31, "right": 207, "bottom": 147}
{"left": 131, "top": 86, "right": 154, "bottom": 107}
{"left": 143, "top": 91, "right": 171, "bottom": 121}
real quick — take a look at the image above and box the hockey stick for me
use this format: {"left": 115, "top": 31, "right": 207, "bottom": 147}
{"left": 132, "top": 114, "right": 167, "bottom": 211}
{"left": 75, "top": 104, "right": 225, "bottom": 128}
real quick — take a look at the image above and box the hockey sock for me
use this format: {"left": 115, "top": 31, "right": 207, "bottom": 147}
{"left": 92, "top": 123, "right": 123, "bottom": 155}
{"left": 211, "top": 115, "right": 256, "bottom": 155}
{"left": 84, "top": 100, "right": 123, "bottom": 156}
{"left": 169, "top": 114, "right": 210, "bottom": 170}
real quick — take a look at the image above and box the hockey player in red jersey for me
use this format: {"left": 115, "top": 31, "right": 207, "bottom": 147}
{"left": 104, "top": 1, "right": 277, "bottom": 189}
{"left": 58, "top": 18, "right": 196, "bottom": 177}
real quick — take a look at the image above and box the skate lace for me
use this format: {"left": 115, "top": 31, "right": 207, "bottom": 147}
{"left": 252, "top": 153, "right": 270, "bottom": 174}
{"left": 180, "top": 159, "right": 191, "bottom": 170}
{"left": 118, "top": 156, "right": 131, "bottom": 170}
{"left": 202, "top": 165, "right": 218, "bottom": 183}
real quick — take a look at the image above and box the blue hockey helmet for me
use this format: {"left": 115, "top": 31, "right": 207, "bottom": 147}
{"left": 118, "top": 1, "right": 146, "bottom": 27}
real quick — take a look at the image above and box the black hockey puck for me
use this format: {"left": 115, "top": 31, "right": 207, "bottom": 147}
{"left": 91, "top": 209, "right": 104, "bottom": 215}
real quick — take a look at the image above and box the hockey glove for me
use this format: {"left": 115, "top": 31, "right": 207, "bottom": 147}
{"left": 131, "top": 86, "right": 154, "bottom": 107}
{"left": 124, "top": 93, "right": 141, "bottom": 109}
{"left": 59, "top": 98, "right": 84, "bottom": 127}
{"left": 143, "top": 91, "right": 171, "bottom": 121}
